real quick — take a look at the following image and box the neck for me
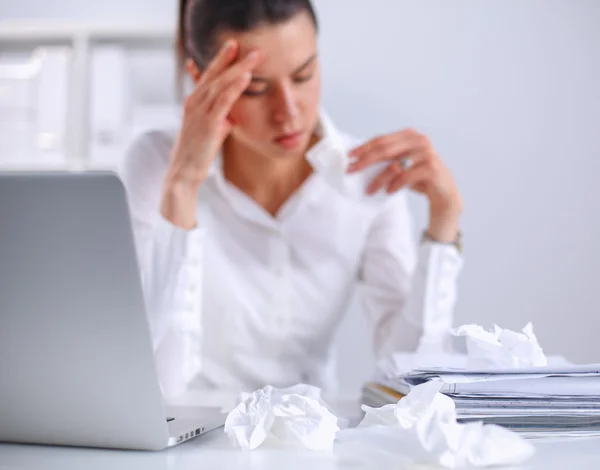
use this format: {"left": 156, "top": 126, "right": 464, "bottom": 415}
{"left": 222, "top": 137, "right": 316, "bottom": 216}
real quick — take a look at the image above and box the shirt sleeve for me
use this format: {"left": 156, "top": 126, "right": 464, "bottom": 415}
{"left": 118, "top": 132, "right": 204, "bottom": 399}
{"left": 358, "top": 193, "right": 463, "bottom": 359}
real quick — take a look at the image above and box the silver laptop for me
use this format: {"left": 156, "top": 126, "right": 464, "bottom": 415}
{"left": 0, "top": 171, "right": 224, "bottom": 450}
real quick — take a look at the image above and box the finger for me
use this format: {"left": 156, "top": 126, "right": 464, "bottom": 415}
{"left": 351, "top": 132, "right": 403, "bottom": 157}
{"left": 185, "top": 41, "right": 239, "bottom": 111}
{"left": 351, "top": 128, "right": 424, "bottom": 156}
{"left": 205, "top": 50, "right": 263, "bottom": 107}
{"left": 397, "top": 148, "right": 433, "bottom": 170}
{"left": 210, "top": 72, "right": 253, "bottom": 122}
{"left": 366, "top": 161, "right": 403, "bottom": 195}
{"left": 363, "top": 148, "right": 432, "bottom": 194}
{"left": 387, "top": 162, "right": 432, "bottom": 193}
{"left": 198, "top": 39, "right": 239, "bottom": 87}
{"left": 348, "top": 131, "right": 425, "bottom": 173}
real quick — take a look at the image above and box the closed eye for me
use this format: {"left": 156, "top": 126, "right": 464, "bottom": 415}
{"left": 293, "top": 73, "right": 313, "bottom": 83}
{"left": 243, "top": 85, "right": 268, "bottom": 97}
{"left": 242, "top": 77, "right": 269, "bottom": 97}
{"left": 242, "top": 76, "right": 312, "bottom": 97}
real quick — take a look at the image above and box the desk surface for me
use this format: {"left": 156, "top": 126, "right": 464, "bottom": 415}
{"left": 2, "top": 431, "right": 600, "bottom": 470}
{"left": 2, "top": 391, "right": 600, "bottom": 470}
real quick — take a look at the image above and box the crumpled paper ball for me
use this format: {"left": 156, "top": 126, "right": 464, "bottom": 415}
{"left": 224, "top": 384, "right": 340, "bottom": 451}
{"left": 451, "top": 322, "right": 547, "bottom": 369}
{"left": 335, "top": 381, "right": 535, "bottom": 468}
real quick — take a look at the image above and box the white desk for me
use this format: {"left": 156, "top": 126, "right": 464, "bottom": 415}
{"left": 2, "top": 432, "right": 600, "bottom": 470}
{"left": 2, "top": 390, "right": 600, "bottom": 469}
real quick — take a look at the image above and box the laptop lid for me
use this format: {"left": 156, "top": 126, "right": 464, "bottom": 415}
{"left": 0, "top": 172, "right": 170, "bottom": 450}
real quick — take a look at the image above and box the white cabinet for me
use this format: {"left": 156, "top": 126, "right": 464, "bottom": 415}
{"left": 0, "top": 20, "right": 180, "bottom": 170}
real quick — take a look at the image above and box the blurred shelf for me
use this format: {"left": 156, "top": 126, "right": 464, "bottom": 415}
{"left": 0, "top": 20, "right": 178, "bottom": 171}
{"left": 0, "top": 20, "right": 174, "bottom": 44}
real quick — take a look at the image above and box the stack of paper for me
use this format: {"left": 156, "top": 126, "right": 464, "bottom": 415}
{"left": 364, "top": 363, "right": 600, "bottom": 438}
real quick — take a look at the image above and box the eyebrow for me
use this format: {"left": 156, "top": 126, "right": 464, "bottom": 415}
{"left": 251, "top": 53, "right": 317, "bottom": 83}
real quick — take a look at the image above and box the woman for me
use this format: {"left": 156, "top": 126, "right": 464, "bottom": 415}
{"left": 120, "top": 0, "right": 463, "bottom": 399}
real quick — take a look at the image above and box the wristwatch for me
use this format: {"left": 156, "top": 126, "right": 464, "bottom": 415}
{"left": 421, "top": 230, "right": 463, "bottom": 253}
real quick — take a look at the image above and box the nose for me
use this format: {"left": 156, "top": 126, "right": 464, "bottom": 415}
{"left": 271, "top": 82, "right": 298, "bottom": 123}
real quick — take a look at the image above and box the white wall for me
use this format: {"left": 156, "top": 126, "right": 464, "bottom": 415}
{"left": 2, "top": 1, "right": 600, "bottom": 397}
{"left": 318, "top": 0, "right": 600, "bottom": 395}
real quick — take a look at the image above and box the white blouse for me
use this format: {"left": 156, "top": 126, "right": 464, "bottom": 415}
{"left": 119, "top": 112, "right": 463, "bottom": 399}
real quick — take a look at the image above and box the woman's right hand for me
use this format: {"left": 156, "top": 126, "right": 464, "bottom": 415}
{"left": 161, "top": 40, "right": 263, "bottom": 229}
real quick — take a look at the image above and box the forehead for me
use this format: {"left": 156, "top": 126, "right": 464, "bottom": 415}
{"left": 217, "top": 12, "right": 318, "bottom": 74}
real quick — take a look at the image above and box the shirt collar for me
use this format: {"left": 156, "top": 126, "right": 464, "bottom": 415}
{"left": 204, "top": 110, "right": 384, "bottom": 223}
{"left": 305, "top": 110, "right": 352, "bottom": 181}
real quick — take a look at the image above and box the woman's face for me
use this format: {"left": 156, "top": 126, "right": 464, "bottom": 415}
{"left": 203, "top": 11, "right": 321, "bottom": 159}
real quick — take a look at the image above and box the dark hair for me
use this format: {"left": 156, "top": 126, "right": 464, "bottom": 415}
{"left": 177, "top": 0, "right": 318, "bottom": 73}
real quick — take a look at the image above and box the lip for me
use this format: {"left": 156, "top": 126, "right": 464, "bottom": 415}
{"left": 273, "top": 130, "right": 305, "bottom": 149}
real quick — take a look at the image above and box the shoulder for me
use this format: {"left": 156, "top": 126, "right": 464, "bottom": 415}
{"left": 317, "top": 118, "right": 412, "bottom": 219}
{"left": 118, "top": 129, "right": 178, "bottom": 188}
{"left": 120, "top": 129, "right": 177, "bottom": 173}
{"left": 326, "top": 128, "right": 393, "bottom": 205}
{"left": 117, "top": 129, "right": 179, "bottom": 215}
{"left": 337, "top": 129, "right": 362, "bottom": 150}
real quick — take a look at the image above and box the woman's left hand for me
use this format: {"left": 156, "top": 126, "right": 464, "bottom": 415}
{"left": 347, "top": 128, "right": 463, "bottom": 242}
